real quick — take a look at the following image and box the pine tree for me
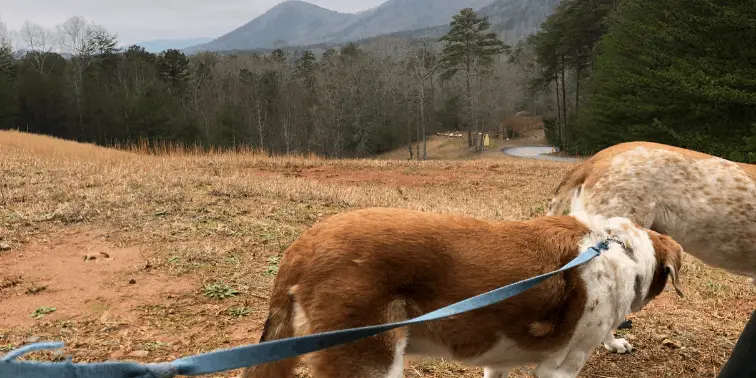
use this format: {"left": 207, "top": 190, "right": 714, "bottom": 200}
{"left": 577, "top": 0, "right": 756, "bottom": 162}
{"left": 528, "top": 0, "right": 617, "bottom": 150}
{"left": 0, "top": 30, "right": 17, "bottom": 130}
{"left": 157, "top": 49, "right": 190, "bottom": 96}
{"left": 439, "top": 8, "right": 507, "bottom": 151}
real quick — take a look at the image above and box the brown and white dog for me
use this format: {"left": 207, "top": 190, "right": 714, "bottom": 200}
{"left": 547, "top": 141, "right": 756, "bottom": 282}
{"left": 242, "top": 207, "right": 684, "bottom": 378}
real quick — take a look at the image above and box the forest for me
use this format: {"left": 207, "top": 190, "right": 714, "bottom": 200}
{"left": 529, "top": 0, "right": 756, "bottom": 163}
{"left": 1, "top": 0, "right": 755, "bottom": 162}
{"left": 0, "top": 11, "right": 540, "bottom": 159}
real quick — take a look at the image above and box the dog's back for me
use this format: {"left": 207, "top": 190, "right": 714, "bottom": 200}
{"left": 548, "top": 141, "right": 756, "bottom": 278}
{"left": 241, "top": 208, "right": 683, "bottom": 378}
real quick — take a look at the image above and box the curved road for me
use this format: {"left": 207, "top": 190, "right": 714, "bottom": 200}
{"left": 501, "top": 146, "right": 580, "bottom": 163}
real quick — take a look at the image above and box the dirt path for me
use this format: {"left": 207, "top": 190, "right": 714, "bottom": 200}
{"left": 501, "top": 146, "right": 581, "bottom": 163}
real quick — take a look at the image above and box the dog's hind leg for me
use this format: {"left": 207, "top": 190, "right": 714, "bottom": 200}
{"left": 534, "top": 348, "right": 590, "bottom": 378}
{"left": 305, "top": 299, "right": 409, "bottom": 378}
{"left": 308, "top": 331, "right": 407, "bottom": 378}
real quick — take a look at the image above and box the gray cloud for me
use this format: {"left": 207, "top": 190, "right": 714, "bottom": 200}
{"left": 1, "top": 0, "right": 385, "bottom": 45}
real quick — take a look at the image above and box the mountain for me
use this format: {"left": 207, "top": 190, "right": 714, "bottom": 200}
{"left": 322, "top": 0, "right": 495, "bottom": 43}
{"left": 184, "top": 0, "right": 357, "bottom": 53}
{"left": 184, "top": 0, "right": 561, "bottom": 54}
{"left": 479, "top": 0, "right": 561, "bottom": 45}
{"left": 129, "top": 37, "right": 213, "bottom": 53}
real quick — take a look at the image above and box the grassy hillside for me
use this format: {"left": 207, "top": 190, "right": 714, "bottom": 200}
{"left": 0, "top": 130, "right": 751, "bottom": 377}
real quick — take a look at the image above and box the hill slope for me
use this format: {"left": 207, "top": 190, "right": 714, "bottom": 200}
{"left": 184, "top": 0, "right": 561, "bottom": 53}
{"left": 0, "top": 129, "right": 748, "bottom": 378}
{"left": 479, "top": 0, "right": 561, "bottom": 44}
{"left": 323, "top": 0, "right": 495, "bottom": 43}
{"left": 184, "top": 0, "right": 357, "bottom": 53}
{"left": 130, "top": 37, "right": 213, "bottom": 53}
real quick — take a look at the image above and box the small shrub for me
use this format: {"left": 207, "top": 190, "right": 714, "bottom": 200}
{"left": 228, "top": 306, "right": 252, "bottom": 317}
{"left": 265, "top": 254, "right": 282, "bottom": 277}
{"left": 203, "top": 283, "right": 239, "bottom": 300}
{"left": 31, "top": 307, "right": 56, "bottom": 319}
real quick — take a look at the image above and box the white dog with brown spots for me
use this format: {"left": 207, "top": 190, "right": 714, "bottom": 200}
{"left": 241, "top": 207, "right": 684, "bottom": 378}
{"left": 547, "top": 141, "right": 756, "bottom": 283}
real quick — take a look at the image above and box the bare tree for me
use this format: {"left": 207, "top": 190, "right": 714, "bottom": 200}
{"left": 0, "top": 19, "right": 10, "bottom": 50}
{"left": 0, "top": 19, "right": 13, "bottom": 74}
{"left": 19, "top": 21, "right": 58, "bottom": 74}
{"left": 408, "top": 37, "right": 441, "bottom": 160}
{"left": 57, "top": 17, "right": 118, "bottom": 129}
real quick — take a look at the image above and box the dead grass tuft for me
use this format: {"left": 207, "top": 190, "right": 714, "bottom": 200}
{"left": 0, "top": 130, "right": 752, "bottom": 377}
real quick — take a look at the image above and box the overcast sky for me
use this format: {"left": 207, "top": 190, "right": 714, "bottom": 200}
{"left": 1, "top": 0, "right": 385, "bottom": 46}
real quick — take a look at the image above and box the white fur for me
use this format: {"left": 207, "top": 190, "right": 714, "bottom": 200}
{"left": 531, "top": 212, "right": 657, "bottom": 377}
{"left": 402, "top": 212, "right": 661, "bottom": 378}
{"left": 483, "top": 367, "right": 510, "bottom": 378}
{"left": 383, "top": 337, "right": 407, "bottom": 378}
{"left": 563, "top": 146, "right": 756, "bottom": 279}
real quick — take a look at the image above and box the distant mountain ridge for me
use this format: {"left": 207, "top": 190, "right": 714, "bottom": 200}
{"left": 184, "top": 0, "right": 561, "bottom": 54}
{"left": 321, "top": 0, "right": 495, "bottom": 43}
{"left": 130, "top": 37, "right": 213, "bottom": 53}
{"left": 184, "top": 1, "right": 357, "bottom": 53}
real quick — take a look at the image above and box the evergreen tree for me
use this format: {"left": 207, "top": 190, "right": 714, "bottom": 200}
{"left": 439, "top": 8, "right": 507, "bottom": 151}
{"left": 0, "top": 26, "right": 17, "bottom": 130}
{"left": 577, "top": 0, "right": 756, "bottom": 162}
{"left": 157, "top": 49, "right": 190, "bottom": 96}
{"left": 528, "top": 0, "right": 616, "bottom": 149}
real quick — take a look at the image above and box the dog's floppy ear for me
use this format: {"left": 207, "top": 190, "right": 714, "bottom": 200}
{"left": 665, "top": 261, "right": 684, "bottom": 297}
{"left": 650, "top": 231, "right": 685, "bottom": 297}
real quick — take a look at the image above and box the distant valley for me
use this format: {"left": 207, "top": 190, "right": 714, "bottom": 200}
{"left": 130, "top": 37, "right": 213, "bottom": 53}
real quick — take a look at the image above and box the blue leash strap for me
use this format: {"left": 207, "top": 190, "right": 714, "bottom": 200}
{"left": 1, "top": 241, "right": 610, "bottom": 378}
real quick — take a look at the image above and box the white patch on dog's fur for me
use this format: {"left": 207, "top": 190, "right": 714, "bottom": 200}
{"left": 531, "top": 212, "right": 658, "bottom": 376}
{"left": 603, "top": 332, "right": 633, "bottom": 354}
{"left": 483, "top": 367, "right": 510, "bottom": 378}
{"left": 384, "top": 337, "right": 407, "bottom": 378}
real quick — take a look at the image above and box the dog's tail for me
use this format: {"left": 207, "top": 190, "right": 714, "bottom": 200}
{"left": 240, "top": 273, "right": 299, "bottom": 378}
{"left": 547, "top": 161, "right": 590, "bottom": 217}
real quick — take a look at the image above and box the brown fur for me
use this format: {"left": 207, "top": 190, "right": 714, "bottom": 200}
{"left": 648, "top": 230, "right": 685, "bottom": 298}
{"left": 242, "top": 207, "right": 681, "bottom": 378}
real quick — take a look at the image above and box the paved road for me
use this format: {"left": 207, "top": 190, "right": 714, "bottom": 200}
{"left": 501, "top": 146, "right": 580, "bottom": 163}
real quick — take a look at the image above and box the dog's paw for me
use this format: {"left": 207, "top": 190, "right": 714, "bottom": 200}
{"left": 603, "top": 337, "right": 633, "bottom": 354}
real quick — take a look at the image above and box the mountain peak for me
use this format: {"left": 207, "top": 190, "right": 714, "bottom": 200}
{"left": 184, "top": 0, "right": 557, "bottom": 53}
{"left": 272, "top": 0, "right": 337, "bottom": 12}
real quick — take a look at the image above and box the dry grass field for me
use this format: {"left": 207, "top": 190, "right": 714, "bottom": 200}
{"left": 0, "top": 130, "right": 753, "bottom": 377}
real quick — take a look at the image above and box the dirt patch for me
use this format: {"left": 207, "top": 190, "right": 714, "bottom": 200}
{"left": 0, "top": 228, "right": 195, "bottom": 328}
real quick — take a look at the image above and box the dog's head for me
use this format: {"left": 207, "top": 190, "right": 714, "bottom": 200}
{"left": 580, "top": 213, "right": 685, "bottom": 312}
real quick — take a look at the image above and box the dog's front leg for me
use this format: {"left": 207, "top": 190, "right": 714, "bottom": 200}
{"left": 602, "top": 330, "right": 633, "bottom": 354}
{"left": 483, "top": 367, "right": 510, "bottom": 378}
{"left": 534, "top": 349, "right": 589, "bottom": 378}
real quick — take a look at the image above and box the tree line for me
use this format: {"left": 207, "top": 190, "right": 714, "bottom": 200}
{"left": 528, "top": 0, "right": 756, "bottom": 163}
{"left": 0, "top": 11, "right": 545, "bottom": 158}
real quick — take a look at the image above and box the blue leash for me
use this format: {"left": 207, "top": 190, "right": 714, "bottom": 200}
{"left": 0, "top": 241, "right": 611, "bottom": 378}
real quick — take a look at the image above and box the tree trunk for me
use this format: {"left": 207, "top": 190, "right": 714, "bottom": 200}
{"left": 256, "top": 98, "right": 265, "bottom": 151}
{"left": 554, "top": 73, "right": 562, "bottom": 147}
{"left": 575, "top": 65, "right": 581, "bottom": 116}
{"left": 420, "top": 80, "right": 427, "bottom": 160}
{"left": 408, "top": 113, "right": 414, "bottom": 160}
{"left": 465, "top": 68, "right": 474, "bottom": 148}
{"left": 560, "top": 55, "right": 568, "bottom": 149}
